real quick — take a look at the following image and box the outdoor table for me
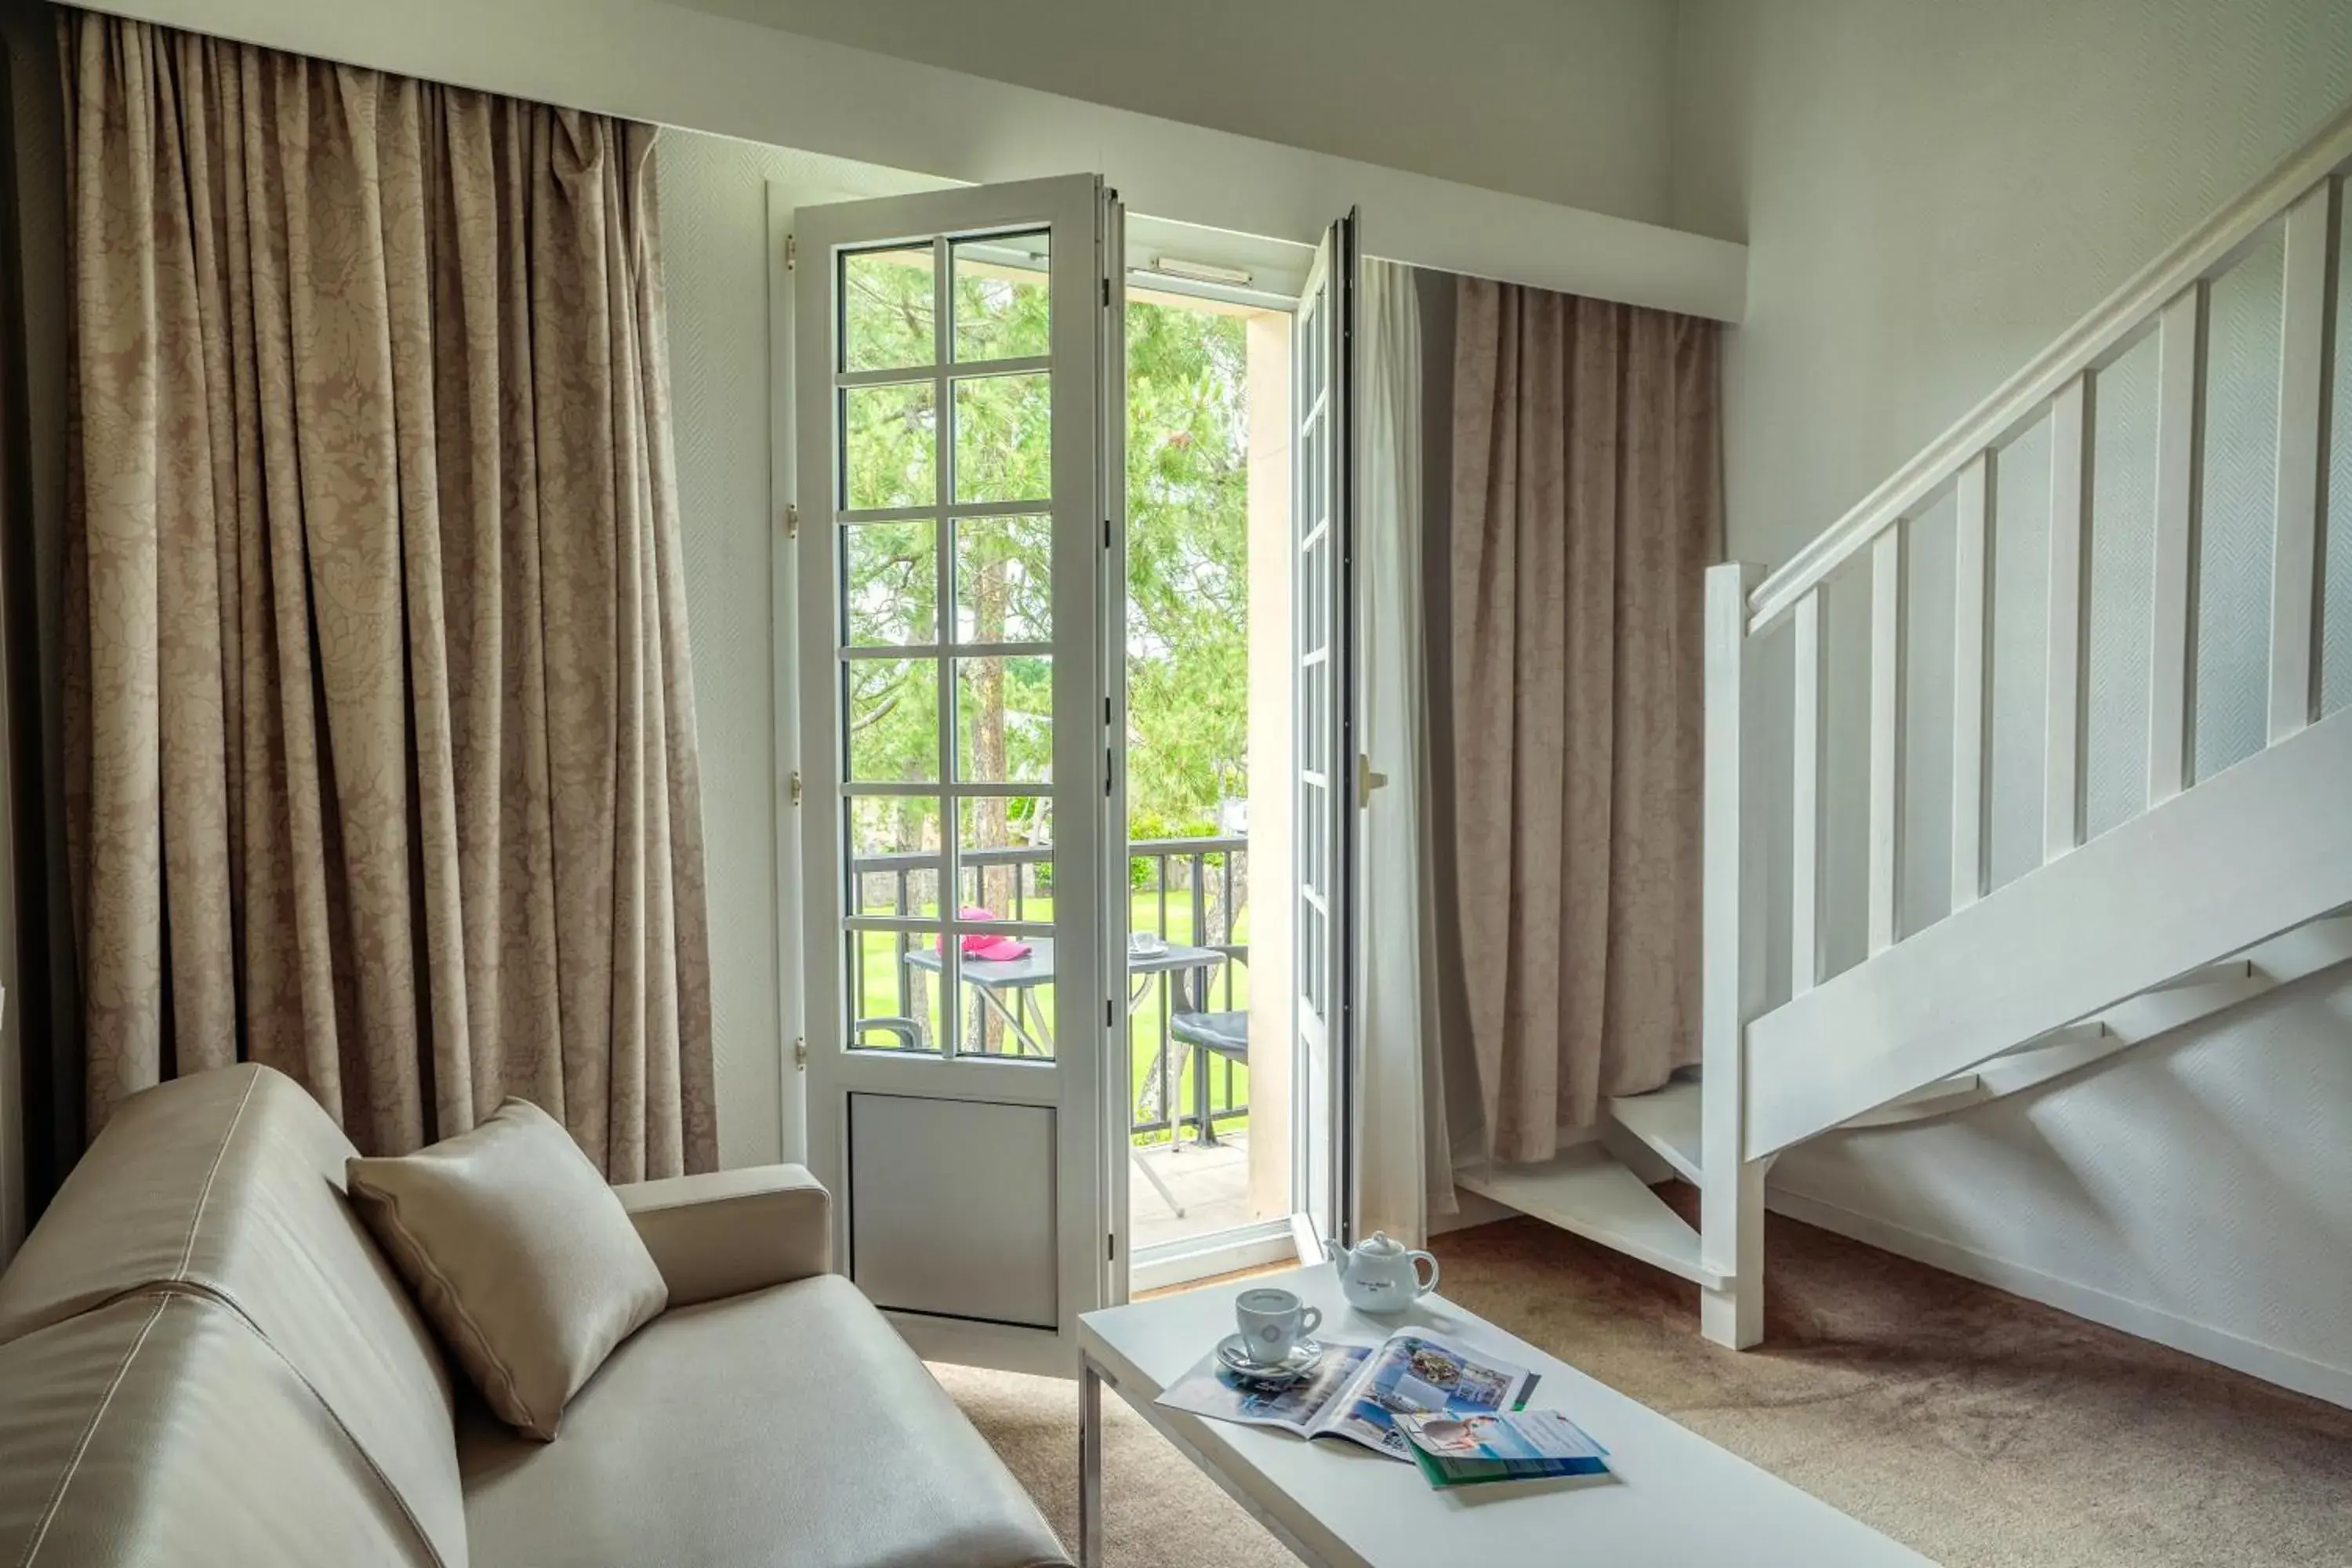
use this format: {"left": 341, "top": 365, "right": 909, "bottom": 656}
{"left": 906, "top": 935, "right": 1225, "bottom": 1057}
{"left": 904, "top": 935, "right": 1227, "bottom": 1215}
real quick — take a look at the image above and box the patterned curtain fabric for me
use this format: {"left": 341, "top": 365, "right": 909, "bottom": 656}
{"left": 57, "top": 13, "right": 714, "bottom": 1178}
{"left": 1446, "top": 276, "right": 1722, "bottom": 1164}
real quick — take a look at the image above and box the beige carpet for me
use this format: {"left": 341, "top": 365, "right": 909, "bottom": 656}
{"left": 938, "top": 1207, "right": 2352, "bottom": 1566}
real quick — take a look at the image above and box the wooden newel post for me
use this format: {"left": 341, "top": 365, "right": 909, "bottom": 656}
{"left": 1700, "top": 561, "right": 1766, "bottom": 1349}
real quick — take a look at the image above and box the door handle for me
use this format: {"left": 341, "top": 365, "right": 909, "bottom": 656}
{"left": 1356, "top": 753, "right": 1389, "bottom": 809}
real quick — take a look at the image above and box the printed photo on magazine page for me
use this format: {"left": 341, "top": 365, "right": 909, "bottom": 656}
{"left": 1325, "top": 1332, "right": 1537, "bottom": 1459}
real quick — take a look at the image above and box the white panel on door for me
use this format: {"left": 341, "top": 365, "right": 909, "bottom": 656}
{"left": 849, "top": 1093, "right": 1059, "bottom": 1329}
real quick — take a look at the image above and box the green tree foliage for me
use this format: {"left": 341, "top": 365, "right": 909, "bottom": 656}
{"left": 838, "top": 245, "right": 1250, "bottom": 905}
{"left": 1126, "top": 297, "right": 1249, "bottom": 843}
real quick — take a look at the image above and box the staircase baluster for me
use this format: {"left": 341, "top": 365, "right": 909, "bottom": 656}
{"left": 1951, "top": 452, "right": 1995, "bottom": 911}
{"left": 2148, "top": 283, "right": 2208, "bottom": 804}
{"left": 1867, "top": 523, "right": 1907, "bottom": 953}
{"left": 1791, "top": 587, "right": 1828, "bottom": 993}
{"left": 2269, "top": 177, "right": 2339, "bottom": 744}
{"left": 2044, "top": 374, "right": 2094, "bottom": 862}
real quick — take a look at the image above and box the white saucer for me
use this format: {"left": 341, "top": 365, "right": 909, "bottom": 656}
{"left": 1215, "top": 1332, "right": 1323, "bottom": 1383}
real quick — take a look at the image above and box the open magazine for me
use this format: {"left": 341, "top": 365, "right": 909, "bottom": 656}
{"left": 1155, "top": 1328, "right": 1540, "bottom": 1461}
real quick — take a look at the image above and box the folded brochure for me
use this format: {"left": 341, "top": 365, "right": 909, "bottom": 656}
{"left": 1393, "top": 1409, "right": 1611, "bottom": 1488}
{"left": 1153, "top": 1327, "right": 1544, "bottom": 1462}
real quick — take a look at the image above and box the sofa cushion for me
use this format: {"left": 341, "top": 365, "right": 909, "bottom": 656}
{"left": 349, "top": 1098, "right": 669, "bottom": 1441}
{"left": 0, "top": 1065, "right": 466, "bottom": 1567}
{"left": 0, "top": 1290, "right": 437, "bottom": 1567}
{"left": 458, "top": 1273, "right": 1072, "bottom": 1568}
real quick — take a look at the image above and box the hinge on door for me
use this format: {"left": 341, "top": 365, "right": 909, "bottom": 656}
{"left": 1102, "top": 276, "right": 1110, "bottom": 307}
{"left": 783, "top": 503, "right": 800, "bottom": 539}
{"left": 793, "top": 1037, "right": 808, "bottom": 1071}
{"left": 788, "top": 771, "right": 804, "bottom": 807}
{"left": 1105, "top": 999, "right": 1115, "bottom": 1027}
{"left": 785, "top": 233, "right": 797, "bottom": 270}
{"left": 1106, "top": 1233, "right": 1116, "bottom": 1262}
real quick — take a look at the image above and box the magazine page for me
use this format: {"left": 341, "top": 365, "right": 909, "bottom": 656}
{"left": 1306, "top": 1330, "right": 1538, "bottom": 1461}
{"left": 1153, "top": 1340, "right": 1376, "bottom": 1436}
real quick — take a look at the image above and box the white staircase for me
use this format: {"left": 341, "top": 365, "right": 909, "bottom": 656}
{"left": 1461, "top": 910, "right": 2352, "bottom": 1300}
{"left": 1475, "top": 100, "right": 2352, "bottom": 1348}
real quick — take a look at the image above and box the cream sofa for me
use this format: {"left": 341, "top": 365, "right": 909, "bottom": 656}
{"left": 0, "top": 1064, "right": 1074, "bottom": 1568}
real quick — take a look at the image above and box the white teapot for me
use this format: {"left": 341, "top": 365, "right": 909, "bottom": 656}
{"left": 1324, "top": 1231, "right": 1440, "bottom": 1315}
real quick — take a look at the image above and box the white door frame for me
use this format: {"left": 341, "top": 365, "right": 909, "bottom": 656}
{"left": 766, "top": 180, "right": 808, "bottom": 1168}
{"left": 1294, "top": 212, "right": 1360, "bottom": 1257}
{"left": 793, "top": 174, "right": 1122, "bottom": 1374}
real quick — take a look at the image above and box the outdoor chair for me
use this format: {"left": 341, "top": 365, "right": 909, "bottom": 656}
{"left": 1171, "top": 949, "right": 1249, "bottom": 1148}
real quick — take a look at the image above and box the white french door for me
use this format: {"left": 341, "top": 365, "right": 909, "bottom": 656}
{"left": 793, "top": 176, "right": 1124, "bottom": 1373}
{"left": 1294, "top": 213, "right": 1358, "bottom": 1254}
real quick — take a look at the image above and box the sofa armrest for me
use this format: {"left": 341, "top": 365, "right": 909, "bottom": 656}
{"left": 615, "top": 1164, "right": 833, "bottom": 1307}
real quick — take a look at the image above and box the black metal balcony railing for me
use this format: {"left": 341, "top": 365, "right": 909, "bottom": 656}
{"left": 848, "top": 835, "right": 1250, "bottom": 1143}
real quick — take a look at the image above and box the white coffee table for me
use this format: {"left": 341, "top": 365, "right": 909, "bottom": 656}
{"left": 1077, "top": 1263, "right": 1933, "bottom": 1567}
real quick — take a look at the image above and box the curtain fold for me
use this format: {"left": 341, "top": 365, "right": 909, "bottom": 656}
{"left": 57, "top": 13, "right": 713, "bottom": 1178}
{"left": 1446, "top": 276, "right": 1721, "bottom": 1166}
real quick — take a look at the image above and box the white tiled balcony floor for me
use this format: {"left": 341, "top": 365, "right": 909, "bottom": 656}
{"left": 1129, "top": 1131, "right": 1258, "bottom": 1252}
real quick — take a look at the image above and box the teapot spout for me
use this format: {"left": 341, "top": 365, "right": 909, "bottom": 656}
{"left": 1323, "top": 1235, "right": 1348, "bottom": 1272}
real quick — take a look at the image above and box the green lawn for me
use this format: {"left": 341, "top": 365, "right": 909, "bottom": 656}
{"left": 850, "top": 887, "right": 1253, "bottom": 1144}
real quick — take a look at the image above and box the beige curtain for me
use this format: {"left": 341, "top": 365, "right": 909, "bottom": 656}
{"left": 58, "top": 14, "right": 714, "bottom": 1179}
{"left": 1447, "top": 277, "right": 1721, "bottom": 1165}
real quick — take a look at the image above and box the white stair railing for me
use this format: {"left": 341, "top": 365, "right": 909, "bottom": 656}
{"left": 1697, "top": 100, "right": 2352, "bottom": 1350}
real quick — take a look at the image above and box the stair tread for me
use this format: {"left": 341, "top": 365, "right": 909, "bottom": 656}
{"left": 1456, "top": 1145, "right": 1722, "bottom": 1290}
{"left": 1607, "top": 1080, "right": 1703, "bottom": 1182}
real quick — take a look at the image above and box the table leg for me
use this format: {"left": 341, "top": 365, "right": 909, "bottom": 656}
{"left": 1131, "top": 985, "right": 1170, "bottom": 1129}
{"left": 1131, "top": 1147, "right": 1185, "bottom": 1218}
{"left": 1078, "top": 1355, "right": 1105, "bottom": 1567}
{"left": 975, "top": 984, "right": 1054, "bottom": 1058}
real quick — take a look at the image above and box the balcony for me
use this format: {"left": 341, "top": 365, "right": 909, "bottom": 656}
{"left": 848, "top": 836, "right": 1254, "bottom": 1159}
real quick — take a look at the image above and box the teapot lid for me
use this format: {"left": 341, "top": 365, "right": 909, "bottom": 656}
{"left": 1355, "top": 1231, "right": 1406, "bottom": 1257}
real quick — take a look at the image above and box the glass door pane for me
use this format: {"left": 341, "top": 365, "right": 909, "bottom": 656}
{"left": 832, "top": 229, "right": 1060, "bottom": 1062}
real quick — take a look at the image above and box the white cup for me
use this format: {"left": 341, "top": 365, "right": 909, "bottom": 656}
{"left": 1235, "top": 1287, "right": 1323, "bottom": 1363}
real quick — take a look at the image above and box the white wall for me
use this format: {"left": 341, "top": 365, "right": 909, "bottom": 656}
{"left": 673, "top": 0, "right": 1679, "bottom": 226}
{"left": 82, "top": 0, "right": 1742, "bottom": 322}
{"left": 657, "top": 130, "right": 943, "bottom": 1167}
{"left": 1675, "top": 0, "right": 2352, "bottom": 1403}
